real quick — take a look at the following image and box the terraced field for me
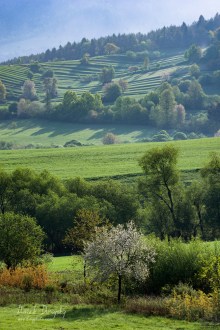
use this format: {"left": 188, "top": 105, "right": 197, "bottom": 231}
{"left": 0, "top": 137, "right": 219, "bottom": 179}
{"left": 0, "top": 51, "right": 189, "bottom": 102}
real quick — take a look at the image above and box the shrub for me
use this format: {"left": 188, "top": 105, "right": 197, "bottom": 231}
{"left": 173, "top": 132, "right": 187, "bottom": 140}
{"left": 64, "top": 140, "right": 82, "bottom": 147}
{"left": 124, "top": 296, "right": 168, "bottom": 316}
{"left": 151, "top": 130, "right": 171, "bottom": 142}
{"left": 0, "top": 265, "right": 52, "bottom": 290}
{"left": 145, "top": 238, "right": 204, "bottom": 294}
{"left": 102, "top": 132, "right": 118, "bottom": 145}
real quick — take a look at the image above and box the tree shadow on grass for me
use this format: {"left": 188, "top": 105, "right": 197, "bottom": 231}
{"left": 44, "top": 306, "right": 115, "bottom": 322}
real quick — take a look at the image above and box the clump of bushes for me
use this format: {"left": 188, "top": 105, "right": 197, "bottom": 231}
{"left": 151, "top": 130, "right": 171, "bottom": 142}
{"left": 0, "top": 265, "right": 52, "bottom": 290}
{"left": 173, "top": 132, "right": 187, "bottom": 140}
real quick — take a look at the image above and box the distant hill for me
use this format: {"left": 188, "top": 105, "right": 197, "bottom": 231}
{"left": 0, "top": 13, "right": 219, "bottom": 139}
{"left": 2, "top": 14, "right": 220, "bottom": 65}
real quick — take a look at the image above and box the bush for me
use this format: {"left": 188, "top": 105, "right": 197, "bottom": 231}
{"left": 64, "top": 140, "right": 83, "bottom": 147}
{"left": 102, "top": 132, "right": 118, "bottom": 145}
{"left": 0, "top": 265, "right": 52, "bottom": 290}
{"left": 103, "top": 82, "right": 122, "bottom": 103}
{"left": 151, "top": 130, "right": 171, "bottom": 142}
{"left": 145, "top": 238, "right": 204, "bottom": 294}
{"left": 0, "top": 141, "right": 14, "bottom": 150}
{"left": 124, "top": 296, "right": 168, "bottom": 316}
{"left": 173, "top": 132, "right": 187, "bottom": 140}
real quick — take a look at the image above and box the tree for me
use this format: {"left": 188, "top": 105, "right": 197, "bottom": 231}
{"left": 118, "top": 79, "right": 128, "bottom": 93}
{"left": 80, "top": 53, "right": 90, "bottom": 65}
{"left": 0, "top": 80, "right": 6, "bottom": 102}
{"left": 0, "top": 170, "right": 12, "bottom": 214}
{"left": 103, "top": 82, "right": 122, "bottom": 103}
{"left": 158, "top": 87, "right": 176, "bottom": 127}
{"left": 190, "top": 64, "right": 200, "bottom": 78}
{"left": 143, "top": 56, "right": 150, "bottom": 71}
{"left": 175, "top": 104, "right": 186, "bottom": 127}
{"left": 17, "top": 98, "right": 30, "bottom": 117}
{"left": 104, "top": 43, "right": 120, "bottom": 55}
{"left": 187, "top": 80, "right": 205, "bottom": 109}
{"left": 22, "top": 80, "right": 37, "bottom": 100}
{"left": 99, "top": 66, "right": 115, "bottom": 84}
{"left": 63, "top": 209, "right": 108, "bottom": 251}
{"left": 84, "top": 221, "right": 156, "bottom": 303}
{"left": 43, "top": 77, "right": 58, "bottom": 108}
{"left": 102, "top": 132, "right": 117, "bottom": 145}
{"left": 0, "top": 212, "right": 45, "bottom": 268}
{"left": 139, "top": 145, "right": 180, "bottom": 237}
{"left": 201, "top": 153, "right": 220, "bottom": 238}
{"left": 184, "top": 44, "right": 202, "bottom": 63}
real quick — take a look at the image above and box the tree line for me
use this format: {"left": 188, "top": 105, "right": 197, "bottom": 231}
{"left": 0, "top": 147, "right": 219, "bottom": 263}
{"left": 2, "top": 14, "right": 220, "bottom": 65}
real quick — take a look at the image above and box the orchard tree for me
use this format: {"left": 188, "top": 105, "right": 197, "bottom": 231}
{"left": 84, "top": 221, "right": 156, "bottom": 303}
{"left": 22, "top": 79, "right": 37, "bottom": 100}
{"left": 118, "top": 79, "right": 128, "bottom": 93}
{"left": 43, "top": 77, "right": 58, "bottom": 108}
{"left": 0, "top": 80, "right": 6, "bottom": 102}
{"left": 102, "top": 132, "right": 117, "bottom": 144}
{"left": 0, "top": 212, "right": 45, "bottom": 268}
{"left": 99, "top": 66, "right": 115, "bottom": 84}
{"left": 104, "top": 43, "right": 120, "bottom": 55}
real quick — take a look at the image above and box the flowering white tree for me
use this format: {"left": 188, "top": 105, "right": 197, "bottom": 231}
{"left": 84, "top": 221, "right": 156, "bottom": 303}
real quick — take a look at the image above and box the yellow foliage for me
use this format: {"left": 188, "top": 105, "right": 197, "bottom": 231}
{"left": 166, "top": 290, "right": 215, "bottom": 321}
{"left": 0, "top": 265, "right": 52, "bottom": 290}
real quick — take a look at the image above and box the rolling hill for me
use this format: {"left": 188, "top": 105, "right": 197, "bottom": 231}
{"left": 0, "top": 51, "right": 189, "bottom": 101}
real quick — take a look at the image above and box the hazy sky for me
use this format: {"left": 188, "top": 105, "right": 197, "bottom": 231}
{"left": 0, "top": 0, "right": 219, "bottom": 61}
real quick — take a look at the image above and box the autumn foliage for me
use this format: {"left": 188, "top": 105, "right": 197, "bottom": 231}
{"left": 0, "top": 265, "right": 52, "bottom": 290}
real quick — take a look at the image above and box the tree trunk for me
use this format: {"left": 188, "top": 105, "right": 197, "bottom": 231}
{"left": 83, "top": 260, "right": 86, "bottom": 283}
{"left": 118, "top": 274, "right": 122, "bottom": 304}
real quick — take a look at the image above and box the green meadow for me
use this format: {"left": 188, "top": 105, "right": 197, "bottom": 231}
{"left": 0, "top": 119, "right": 156, "bottom": 146}
{"left": 0, "top": 137, "right": 219, "bottom": 179}
{"left": 0, "top": 305, "right": 211, "bottom": 330}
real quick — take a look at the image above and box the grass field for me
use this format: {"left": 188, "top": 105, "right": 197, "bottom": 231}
{"left": 0, "top": 304, "right": 213, "bottom": 330}
{"left": 0, "top": 119, "right": 157, "bottom": 146}
{"left": 47, "top": 255, "right": 82, "bottom": 272}
{"left": 0, "top": 137, "right": 219, "bottom": 179}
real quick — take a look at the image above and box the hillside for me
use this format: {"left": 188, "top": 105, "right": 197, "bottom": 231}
{"left": 0, "top": 51, "right": 187, "bottom": 101}
{"left": 0, "top": 119, "right": 157, "bottom": 146}
{"left": 0, "top": 14, "right": 219, "bottom": 139}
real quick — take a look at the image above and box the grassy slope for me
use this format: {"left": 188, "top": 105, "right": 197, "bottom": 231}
{"left": 0, "top": 119, "right": 157, "bottom": 146}
{"left": 0, "top": 137, "right": 219, "bottom": 179}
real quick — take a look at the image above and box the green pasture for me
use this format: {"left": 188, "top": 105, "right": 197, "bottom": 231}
{"left": 47, "top": 255, "right": 82, "bottom": 272}
{"left": 0, "top": 137, "right": 219, "bottom": 179}
{"left": 0, "top": 119, "right": 157, "bottom": 146}
{"left": 0, "top": 304, "right": 212, "bottom": 330}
